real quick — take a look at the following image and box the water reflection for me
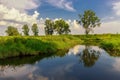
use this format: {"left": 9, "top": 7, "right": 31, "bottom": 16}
{"left": 113, "top": 58, "right": 120, "bottom": 72}
{"left": 0, "top": 64, "right": 38, "bottom": 79}
{"left": 68, "top": 45, "right": 102, "bottom": 67}
{"left": 80, "top": 46, "right": 100, "bottom": 67}
{"left": 0, "top": 45, "right": 120, "bottom": 80}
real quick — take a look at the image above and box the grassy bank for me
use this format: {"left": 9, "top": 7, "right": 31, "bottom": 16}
{"left": 0, "top": 35, "right": 83, "bottom": 59}
{"left": 100, "top": 34, "right": 120, "bottom": 56}
{"left": 0, "top": 34, "right": 120, "bottom": 59}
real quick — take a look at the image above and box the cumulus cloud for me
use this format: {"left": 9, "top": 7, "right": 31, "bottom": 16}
{"left": 0, "top": 0, "right": 75, "bottom": 12}
{"left": 0, "top": 0, "right": 120, "bottom": 35}
{"left": 0, "top": 4, "right": 44, "bottom": 35}
{"left": 70, "top": 20, "right": 84, "bottom": 34}
{"left": 95, "top": 1, "right": 120, "bottom": 34}
{"left": 112, "top": 1, "right": 120, "bottom": 16}
{"left": 0, "top": 0, "right": 76, "bottom": 36}
{"left": 45, "top": 0, "right": 75, "bottom": 11}
{"left": 94, "top": 21, "right": 120, "bottom": 34}
{"left": 0, "top": 5, "right": 40, "bottom": 25}
{"left": 0, "top": 0, "right": 40, "bottom": 12}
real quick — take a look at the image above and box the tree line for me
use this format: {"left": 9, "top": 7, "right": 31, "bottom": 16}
{"left": 5, "top": 19, "right": 71, "bottom": 36}
{"left": 5, "top": 10, "right": 101, "bottom": 36}
{"left": 6, "top": 23, "right": 39, "bottom": 36}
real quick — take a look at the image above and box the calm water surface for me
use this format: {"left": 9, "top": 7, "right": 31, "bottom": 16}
{"left": 0, "top": 45, "right": 120, "bottom": 80}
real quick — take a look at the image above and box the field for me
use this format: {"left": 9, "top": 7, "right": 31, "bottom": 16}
{"left": 0, "top": 34, "right": 120, "bottom": 59}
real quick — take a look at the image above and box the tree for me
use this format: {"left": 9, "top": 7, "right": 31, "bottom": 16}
{"left": 54, "top": 19, "right": 71, "bottom": 35}
{"left": 32, "top": 23, "right": 39, "bottom": 36}
{"left": 6, "top": 26, "right": 20, "bottom": 36}
{"left": 44, "top": 19, "right": 54, "bottom": 35}
{"left": 22, "top": 24, "right": 29, "bottom": 36}
{"left": 78, "top": 10, "right": 101, "bottom": 35}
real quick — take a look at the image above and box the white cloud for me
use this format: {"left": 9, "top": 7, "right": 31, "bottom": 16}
{"left": 112, "top": 1, "right": 120, "bottom": 16}
{"left": 0, "top": 0, "right": 75, "bottom": 12}
{"left": 70, "top": 20, "right": 84, "bottom": 34}
{"left": 0, "top": 4, "right": 44, "bottom": 35}
{"left": 0, "top": 5, "right": 40, "bottom": 25}
{"left": 45, "top": 0, "right": 75, "bottom": 11}
{"left": 94, "top": 21, "right": 120, "bottom": 34}
{"left": 72, "top": 20, "right": 80, "bottom": 29}
{"left": 0, "top": 0, "right": 120, "bottom": 35}
{"left": 0, "top": 0, "right": 40, "bottom": 12}
{"left": 95, "top": 1, "right": 120, "bottom": 34}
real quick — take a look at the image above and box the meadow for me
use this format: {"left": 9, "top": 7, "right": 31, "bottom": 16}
{"left": 0, "top": 34, "right": 120, "bottom": 59}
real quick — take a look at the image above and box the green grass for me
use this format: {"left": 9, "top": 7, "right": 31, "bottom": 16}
{"left": 0, "top": 35, "right": 83, "bottom": 59}
{"left": 0, "top": 34, "right": 120, "bottom": 59}
{"left": 100, "top": 35, "right": 120, "bottom": 56}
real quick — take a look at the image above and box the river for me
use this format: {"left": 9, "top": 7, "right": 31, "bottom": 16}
{"left": 0, "top": 45, "right": 120, "bottom": 80}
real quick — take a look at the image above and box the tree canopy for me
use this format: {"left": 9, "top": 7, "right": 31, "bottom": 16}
{"left": 78, "top": 10, "right": 101, "bottom": 35}
{"left": 32, "top": 23, "right": 39, "bottom": 36}
{"left": 5, "top": 26, "right": 20, "bottom": 36}
{"left": 22, "top": 24, "right": 29, "bottom": 36}
{"left": 54, "top": 19, "right": 71, "bottom": 35}
{"left": 44, "top": 19, "right": 54, "bottom": 35}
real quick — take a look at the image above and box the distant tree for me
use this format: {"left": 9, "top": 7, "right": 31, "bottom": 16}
{"left": 22, "top": 24, "right": 29, "bottom": 36}
{"left": 32, "top": 23, "right": 39, "bottom": 36}
{"left": 77, "top": 10, "right": 101, "bottom": 35}
{"left": 44, "top": 19, "right": 54, "bottom": 35}
{"left": 6, "top": 26, "right": 20, "bottom": 36}
{"left": 54, "top": 19, "right": 71, "bottom": 35}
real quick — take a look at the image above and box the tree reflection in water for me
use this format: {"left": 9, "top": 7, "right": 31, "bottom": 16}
{"left": 78, "top": 46, "right": 101, "bottom": 67}
{"left": 0, "top": 45, "right": 103, "bottom": 78}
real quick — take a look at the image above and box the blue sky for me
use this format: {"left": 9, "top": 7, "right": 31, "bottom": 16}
{"left": 0, "top": 0, "right": 120, "bottom": 35}
{"left": 27, "top": 0, "right": 113, "bottom": 20}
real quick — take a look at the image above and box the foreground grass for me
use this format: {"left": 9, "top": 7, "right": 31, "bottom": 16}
{"left": 100, "top": 34, "right": 120, "bottom": 56}
{"left": 0, "top": 35, "right": 83, "bottom": 59}
{"left": 0, "top": 34, "right": 120, "bottom": 59}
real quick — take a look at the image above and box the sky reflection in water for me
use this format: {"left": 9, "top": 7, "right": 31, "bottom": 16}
{"left": 0, "top": 45, "right": 120, "bottom": 80}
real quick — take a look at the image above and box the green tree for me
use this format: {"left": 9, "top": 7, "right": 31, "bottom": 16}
{"left": 78, "top": 10, "right": 101, "bottom": 35}
{"left": 6, "top": 26, "right": 20, "bottom": 36}
{"left": 32, "top": 23, "right": 39, "bottom": 36}
{"left": 54, "top": 19, "right": 71, "bottom": 35}
{"left": 44, "top": 19, "right": 54, "bottom": 35}
{"left": 22, "top": 24, "right": 29, "bottom": 36}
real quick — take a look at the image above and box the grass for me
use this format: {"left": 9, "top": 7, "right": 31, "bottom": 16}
{"left": 0, "top": 35, "right": 83, "bottom": 59}
{"left": 0, "top": 34, "right": 120, "bottom": 59}
{"left": 100, "top": 34, "right": 120, "bottom": 56}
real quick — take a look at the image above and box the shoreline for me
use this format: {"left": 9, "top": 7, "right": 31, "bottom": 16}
{"left": 0, "top": 34, "right": 119, "bottom": 59}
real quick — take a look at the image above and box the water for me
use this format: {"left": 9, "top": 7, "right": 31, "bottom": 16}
{"left": 0, "top": 45, "right": 120, "bottom": 80}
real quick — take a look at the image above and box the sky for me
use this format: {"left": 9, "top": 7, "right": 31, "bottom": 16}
{"left": 0, "top": 0, "right": 120, "bottom": 35}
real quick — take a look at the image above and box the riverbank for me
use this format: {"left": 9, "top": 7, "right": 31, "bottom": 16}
{"left": 0, "top": 34, "right": 120, "bottom": 59}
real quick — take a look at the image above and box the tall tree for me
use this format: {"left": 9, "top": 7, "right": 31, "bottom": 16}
{"left": 54, "top": 19, "right": 71, "bottom": 35}
{"left": 6, "top": 26, "right": 20, "bottom": 36}
{"left": 78, "top": 10, "right": 101, "bottom": 35}
{"left": 32, "top": 23, "right": 39, "bottom": 36}
{"left": 44, "top": 19, "right": 54, "bottom": 35}
{"left": 22, "top": 24, "right": 29, "bottom": 36}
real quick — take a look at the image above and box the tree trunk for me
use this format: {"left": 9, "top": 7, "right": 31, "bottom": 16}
{"left": 85, "top": 29, "right": 89, "bottom": 35}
